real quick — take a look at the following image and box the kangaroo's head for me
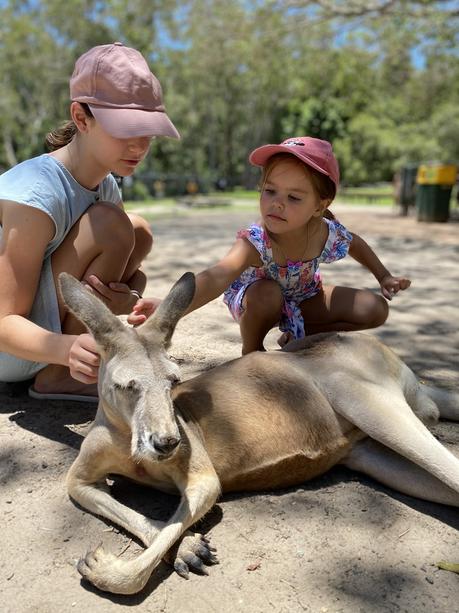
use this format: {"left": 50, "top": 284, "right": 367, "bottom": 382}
{"left": 59, "top": 272, "right": 195, "bottom": 462}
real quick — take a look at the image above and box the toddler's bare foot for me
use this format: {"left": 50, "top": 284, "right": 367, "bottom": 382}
{"left": 277, "top": 332, "right": 294, "bottom": 348}
{"left": 241, "top": 345, "right": 266, "bottom": 355}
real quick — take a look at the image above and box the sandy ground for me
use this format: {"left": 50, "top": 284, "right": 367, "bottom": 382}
{"left": 1, "top": 203, "right": 458, "bottom": 613}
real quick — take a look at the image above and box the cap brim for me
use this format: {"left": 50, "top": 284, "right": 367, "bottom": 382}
{"left": 249, "top": 145, "right": 287, "bottom": 167}
{"left": 249, "top": 144, "right": 336, "bottom": 184}
{"left": 89, "top": 105, "right": 180, "bottom": 139}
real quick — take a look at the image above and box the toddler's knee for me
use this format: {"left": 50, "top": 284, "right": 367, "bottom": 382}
{"left": 371, "top": 295, "right": 389, "bottom": 327}
{"left": 245, "top": 280, "right": 283, "bottom": 313}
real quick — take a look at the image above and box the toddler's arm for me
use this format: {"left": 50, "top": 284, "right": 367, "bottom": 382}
{"left": 186, "top": 238, "right": 260, "bottom": 313}
{"left": 348, "top": 233, "right": 411, "bottom": 300}
{"left": 127, "top": 238, "right": 260, "bottom": 325}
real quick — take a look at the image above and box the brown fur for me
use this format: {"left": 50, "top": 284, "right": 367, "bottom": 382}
{"left": 58, "top": 272, "right": 459, "bottom": 596}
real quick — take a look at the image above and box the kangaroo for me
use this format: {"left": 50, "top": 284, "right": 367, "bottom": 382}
{"left": 59, "top": 271, "right": 459, "bottom": 596}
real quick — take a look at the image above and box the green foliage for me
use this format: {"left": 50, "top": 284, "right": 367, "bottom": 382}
{"left": 335, "top": 114, "right": 401, "bottom": 184}
{"left": 122, "top": 178, "right": 151, "bottom": 201}
{"left": 0, "top": 0, "right": 458, "bottom": 186}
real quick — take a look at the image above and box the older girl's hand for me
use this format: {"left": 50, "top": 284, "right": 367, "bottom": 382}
{"left": 68, "top": 333, "right": 100, "bottom": 383}
{"left": 83, "top": 274, "right": 139, "bottom": 315}
{"left": 379, "top": 275, "right": 411, "bottom": 301}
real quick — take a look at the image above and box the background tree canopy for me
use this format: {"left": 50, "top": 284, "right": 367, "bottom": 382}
{"left": 0, "top": 0, "right": 457, "bottom": 187}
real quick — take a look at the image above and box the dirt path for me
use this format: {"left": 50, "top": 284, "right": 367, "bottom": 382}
{"left": 1, "top": 204, "right": 458, "bottom": 612}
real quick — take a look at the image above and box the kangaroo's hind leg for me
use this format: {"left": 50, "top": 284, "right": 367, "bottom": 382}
{"left": 330, "top": 379, "right": 459, "bottom": 496}
{"left": 342, "top": 438, "right": 459, "bottom": 507}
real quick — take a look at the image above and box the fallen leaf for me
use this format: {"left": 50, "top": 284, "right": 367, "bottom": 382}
{"left": 436, "top": 561, "right": 459, "bottom": 574}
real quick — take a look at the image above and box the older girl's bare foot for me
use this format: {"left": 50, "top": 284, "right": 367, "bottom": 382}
{"left": 32, "top": 367, "right": 98, "bottom": 398}
{"left": 31, "top": 379, "right": 98, "bottom": 397}
{"left": 29, "top": 380, "right": 98, "bottom": 402}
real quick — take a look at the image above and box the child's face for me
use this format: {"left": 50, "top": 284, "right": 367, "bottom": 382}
{"left": 260, "top": 159, "right": 326, "bottom": 235}
{"left": 86, "top": 119, "right": 153, "bottom": 177}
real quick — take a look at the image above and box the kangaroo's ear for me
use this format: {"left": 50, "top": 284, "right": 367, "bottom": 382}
{"left": 58, "top": 273, "right": 128, "bottom": 348}
{"left": 138, "top": 272, "right": 195, "bottom": 348}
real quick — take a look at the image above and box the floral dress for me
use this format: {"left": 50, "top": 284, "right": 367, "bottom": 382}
{"left": 223, "top": 218, "right": 353, "bottom": 339}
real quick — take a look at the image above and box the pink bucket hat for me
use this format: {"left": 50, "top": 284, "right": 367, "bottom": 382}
{"left": 249, "top": 136, "right": 339, "bottom": 188}
{"left": 70, "top": 42, "right": 180, "bottom": 139}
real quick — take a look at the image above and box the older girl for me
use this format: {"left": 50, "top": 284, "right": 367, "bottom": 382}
{"left": 0, "top": 42, "right": 179, "bottom": 399}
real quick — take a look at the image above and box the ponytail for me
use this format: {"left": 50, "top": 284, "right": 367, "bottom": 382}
{"left": 45, "top": 103, "right": 93, "bottom": 151}
{"left": 45, "top": 121, "right": 77, "bottom": 151}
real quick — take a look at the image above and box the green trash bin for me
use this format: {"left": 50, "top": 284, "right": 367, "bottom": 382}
{"left": 416, "top": 164, "right": 457, "bottom": 222}
{"left": 398, "top": 165, "right": 418, "bottom": 216}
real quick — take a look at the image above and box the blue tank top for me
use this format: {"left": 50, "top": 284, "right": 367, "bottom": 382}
{"left": 0, "top": 154, "right": 121, "bottom": 258}
{"left": 0, "top": 154, "right": 122, "bottom": 381}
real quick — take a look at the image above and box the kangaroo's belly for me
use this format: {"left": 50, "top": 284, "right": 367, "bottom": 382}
{"left": 218, "top": 432, "right": 363, "bottom": 493}
{"left": 174, "top": 351, "right": 364, "bottom": 493}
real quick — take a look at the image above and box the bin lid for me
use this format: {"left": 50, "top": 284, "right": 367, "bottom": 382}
{"left": 416, "top": 164, "right": 457, "bottom": 185}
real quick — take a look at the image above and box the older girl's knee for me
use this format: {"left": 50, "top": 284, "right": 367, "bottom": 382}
{"left": 87, "top": 202, "right": 135, "bottom": 253}
{"left": 128, "top": 213, "right": 153, "bottom": 260}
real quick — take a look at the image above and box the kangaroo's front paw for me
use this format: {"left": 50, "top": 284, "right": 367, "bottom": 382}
{"left": 77, "top": 544, "right": 147, "bottom": 595}
{"left": 77, "top": 544, "right": 118, "bottom": 591}
{"left": 165, "top": 531, "right": 218, "bottom": 579}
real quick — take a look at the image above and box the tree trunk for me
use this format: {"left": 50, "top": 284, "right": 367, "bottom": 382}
{"left": 2, "top": 131, "right": 17, "bottom": 168}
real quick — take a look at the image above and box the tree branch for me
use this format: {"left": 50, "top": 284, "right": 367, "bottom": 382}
{"left": 277, "top": 0, "right": 459, "bottom": 20}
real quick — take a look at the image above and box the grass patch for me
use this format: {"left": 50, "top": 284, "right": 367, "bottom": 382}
{"left": 124, "top": 197, "right": 176, "bottom": 210}
{"left": 124, "top": 185, "right": 400, "bottom": 214}
{"left": 335, "top": 195, "right": 394, "bottom": 206}
{"left": 229, "top": 189, "right": 260, "bottom": 200}
{"left": 337, "top": 184, "right": 395, "bottom": 206}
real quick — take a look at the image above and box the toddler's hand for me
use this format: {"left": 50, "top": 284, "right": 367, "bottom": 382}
{"left": 380, "top": 275, "right": 411, "bottom": 301}
{"left": 127, "top": 297, "right": 162, "bottom": 326}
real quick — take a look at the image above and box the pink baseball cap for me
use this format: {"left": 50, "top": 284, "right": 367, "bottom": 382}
{"left": 249, "top": 136, "right": 339, "bottom": 188}
{"left": 70, "top": 42, "right": 180, "bottom": 139}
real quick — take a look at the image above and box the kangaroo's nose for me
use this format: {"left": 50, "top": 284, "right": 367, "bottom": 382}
{"left": 150, "top": 434, "right": 180, "bottom": 455}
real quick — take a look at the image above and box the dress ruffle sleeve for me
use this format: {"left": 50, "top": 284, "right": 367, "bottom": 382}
{"left": 236, "top": 224, "right": 269, "bottom": 263}
{"left": 320, "top": 219, "right": 353, "bottom": 264}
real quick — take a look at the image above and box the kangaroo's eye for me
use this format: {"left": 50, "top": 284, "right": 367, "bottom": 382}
{"left": 114, "top": 380, "right": 138, "bottom": 393}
